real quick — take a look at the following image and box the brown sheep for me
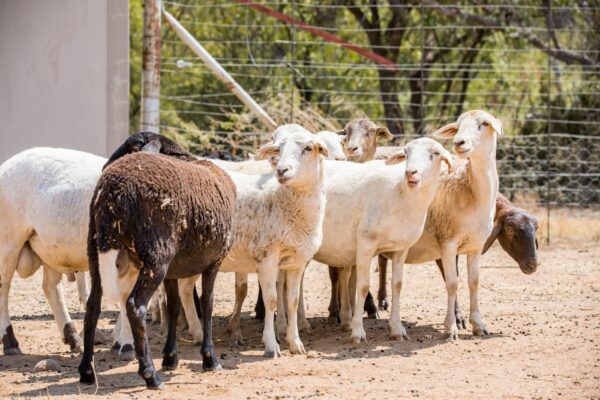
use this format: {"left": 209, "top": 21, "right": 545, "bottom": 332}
{"left": 79, "top": 152, "right": 236, "bottom": 390}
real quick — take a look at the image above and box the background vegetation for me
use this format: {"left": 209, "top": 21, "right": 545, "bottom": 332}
{"left": 128, "top": 0, "right": 599, "bottom": 206}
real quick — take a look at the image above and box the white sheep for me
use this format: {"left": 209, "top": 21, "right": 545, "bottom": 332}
{"left": 314, "top": 138, "right": 453, "bottom": 342}
{"left": 399, "top": 110, "right": 503, "bottom": 339}
{"left": 0, "top": 133, "right": 192, "bottom": 357}
{"left": 0, "top": 148, "right": 105, "bottom": 355}
{"left": 178, "top": 125, "right": 329, "bottom": 357}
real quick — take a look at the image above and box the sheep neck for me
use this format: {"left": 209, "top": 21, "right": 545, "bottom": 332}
{"left": 276, "top": 165, "right": 326, "bottom": 232}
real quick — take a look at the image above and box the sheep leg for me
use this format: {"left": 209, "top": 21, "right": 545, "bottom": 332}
{"left": 440, "top": 243, "right": 460, "bottom": 340}
{"left": 257, "top": 254, "right": 281, "bottom": 358}
{"left": 200, "top": 265, "right": 221, "bottom": 371}
{"left": 254, "top": 285, "right": 265, "bottom": 320}
{"left": 78, "top": 251, "right": 103, "bottom": 385}
{"left": 285, "top": 267, "right": 306, "bottom": 354}
{"left": 161, "top": 278, "right": 181, "bottom": 371}
{"left": 388, "top": 250, "right": 409, "bottom": 340}
{"left": 349, "top": 266, "right": 357, "bottom": 316}
{"left": 113, "top": 264, "right": 138, "bottom": 361}
{"left": 76, "top": 271, "right": 90, "bottom": 310}
{"left": 351, "top": 247, "right": 374, "bottom": 343}
{"left": 364, "top": 292, "right": 378, "bottom": 319}
{"left": 126, "top": 267, "right": 167, "bottom": 390}
{"left": 327, "top": 266, "right": 340, "bottom": 324}
{"left": 0, "top": 251, "right": 21, "bottom": 355}
{"left": 179, "top": 275, "right": 203, "bottom": 345}
{"left": 338, "top": 267, "right": 352, "bottom": 330}
{"left": 226, "top": 272, "right": 247, "bottom": 346}
{"left": 297, "top": 273, "right": 312, "bottom": 334}
{"left": 377, "top": 255, "right": 389, "bottom": 311}
{"left": 276, "top": 270, "right": 287, "bottom": 340}
{"left": 435, "top": 258, "right": 466, "bottom": 329}
{"left": 42, "top": 266, "right": 82, "bottom": 353}
{"left": 466, "top": 253, "right": 488, "bottom": 336}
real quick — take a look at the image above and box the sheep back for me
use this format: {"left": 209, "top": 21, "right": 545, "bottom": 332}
{"left": 91, "top": 152, "right": 236, "bottom": 278}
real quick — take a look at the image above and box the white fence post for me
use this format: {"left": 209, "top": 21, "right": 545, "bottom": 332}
{"left": 141, "top": 0, "right": 161, "bottom": 133}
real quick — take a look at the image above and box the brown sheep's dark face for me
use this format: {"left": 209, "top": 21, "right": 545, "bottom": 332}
{"left": 497, "top": 212, "right": 539, "bottom": 274}
{"left": 104, "top": 132, "right": 194, "bottom": 170}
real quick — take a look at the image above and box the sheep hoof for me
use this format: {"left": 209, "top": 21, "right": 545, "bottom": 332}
{"left": 79, "top": 365, "right": 96, "bottom": 385}
{"left": 472, "top": 324, "right": 489, "bottom": 336}
{"left": 390, "top": 331, "right": 409, "bottom": 341}
{"left": 327, "top": 314, "right": 339, "bottom": 325}
{"left": 287, "top": 338, "right": 306, "bottom": 355}
{"left": 119, "top": 344, "right": 135, "bottom": 361}
{"left": 161, "top": 354, "right": 179, "bottom": 371}
{"left": 378, "top": 299, "right": 388, "bottom": 311}
{"left": 111, "top": 342, "right": 121, "bottom": 355}
{"left": 4, "top": 347, "right": 23, "bottom": 356}
{"left": 203, "top": 363, "right": 223, "bottom": 372}
{"left": 148, "top": 382, "right": 165, "bottom": 391}
{"left": 367, "top": 311, "right": 379, "bottom": 320}
{"left": 445, "top": 330, "right": 459, "bottom": 341}
{"left": 263, "top": 346, "right": 281, "bottom": 358}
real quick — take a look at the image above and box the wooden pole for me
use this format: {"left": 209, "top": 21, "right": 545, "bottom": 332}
{"left": 163, "top": 9, "right": 277, "bottom": 131}
{"left": 141, "top": 0, "right": 161, "bottom": 133}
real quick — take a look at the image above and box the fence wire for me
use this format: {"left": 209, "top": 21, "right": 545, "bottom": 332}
{"left": 156, "top": 0, "right": 600, "bottom": 219}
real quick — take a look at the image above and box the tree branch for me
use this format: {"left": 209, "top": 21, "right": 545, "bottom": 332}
{"left": 421, "top": 0, "right": 595, "bottom": 66}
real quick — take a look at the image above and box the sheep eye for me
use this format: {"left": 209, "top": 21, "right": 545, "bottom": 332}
{"left": 481, "top": 121, "right": 490, "bottom": 127}
{"left": 304, "top": 145, "right": 313, "bottom": 153}
{"left": 433, "top": 151, "right": 441, "bottom": 156}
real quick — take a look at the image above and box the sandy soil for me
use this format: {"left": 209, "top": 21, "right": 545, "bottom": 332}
{"left": 0, "top": 239, "right": 599, "bottom": 399}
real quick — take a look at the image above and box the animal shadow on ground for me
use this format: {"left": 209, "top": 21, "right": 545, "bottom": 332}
{"left": 6, "top": 309, "right": 503, "bottom": 396}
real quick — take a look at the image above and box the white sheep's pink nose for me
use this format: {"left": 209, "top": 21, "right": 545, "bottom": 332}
{"left": 405, "top": 169, "right": 420, "bottom": 188}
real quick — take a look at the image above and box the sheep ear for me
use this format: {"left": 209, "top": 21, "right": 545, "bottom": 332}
{"left": 141, "top": 139, "right": 162, "bottom": 153}
{"left": 335, "top": 129, "right": 346, "bottom": 135}
{"left": 441, "top": 150, "right": 454, "bottom": 173}
{"left": 376, "top": 126, "right": 393, "bottom": 141}
{"left": 314, "top": 137, "right": 329, "bottom": 158}
{"left": 385, "top": 148, "right": 406, "bottom": 165}
{"left": 482, "top": 218, "right": 503, "bottom": 254}
{"left": 431, "top": 122, "right": 459, "bottom": 140}
{"left": 255, "top": 142, "right": 280, "bottom": 160}
{"left": 490, "top": 117, "right": 503, "bottom": 135}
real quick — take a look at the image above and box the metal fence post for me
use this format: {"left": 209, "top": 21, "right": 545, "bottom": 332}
{"left": 546, "top": 0, "right": 552, "bottom": 244}
{"left": 141, "top": 0, "right": 161, "bottom": 133}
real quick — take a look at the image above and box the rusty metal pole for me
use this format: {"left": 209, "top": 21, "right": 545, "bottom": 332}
{"left": 141, "top": 0, "right": 161, "bottom": 133}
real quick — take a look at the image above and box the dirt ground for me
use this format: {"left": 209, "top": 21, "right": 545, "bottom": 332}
{"left": 0, "top": 238, "right": 599, "bottom": 399}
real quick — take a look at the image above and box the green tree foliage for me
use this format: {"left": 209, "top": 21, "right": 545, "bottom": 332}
{"left": 129, "top": 0, "right": 599, "bottom": 205}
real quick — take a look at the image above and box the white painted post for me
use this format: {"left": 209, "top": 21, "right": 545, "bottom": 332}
{"left": 162, "top": 9, "right": 277, "bottom": 131}
{"left": 141, "top": 0, "right": 161, "bottom": 133}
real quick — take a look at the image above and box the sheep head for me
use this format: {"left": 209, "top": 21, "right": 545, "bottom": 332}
{"left": 483, "top": 208, "right": 539, "bottom": 274}
{"left": 385, "top": 138, "right": 453, "bottom": 191}
{"left": 256, "top": 125, "right": 328, "bottom": 188}
{"left": 105, "top": 132, "right": 194, "bottom": 170}
{"left": 432, "top": 110, "right": 503, "bottom": 161}
{"left": 315, "top": 131, "right": 347, "bottom": 161}
{"left": 337, "top": 118, "right": 392, "bottom": 162}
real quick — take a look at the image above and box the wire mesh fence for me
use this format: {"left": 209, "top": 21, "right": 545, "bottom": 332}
{"left": 147, "top": 1, "right": 600, "bottom": 221}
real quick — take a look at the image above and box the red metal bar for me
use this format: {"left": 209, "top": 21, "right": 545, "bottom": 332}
{"left": 233, "top": 0, "right": 398, "bottom": 72}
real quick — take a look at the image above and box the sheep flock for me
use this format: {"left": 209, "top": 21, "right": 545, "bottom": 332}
{"left": 0, "top": 110, "right": 543, "bottom": 390}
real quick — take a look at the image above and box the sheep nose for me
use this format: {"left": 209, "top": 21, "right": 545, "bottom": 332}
{"left": 454, "top": 139, "right": 466, "bottom": 147}
{"left": 347, "top": 145, "right": 358, "bottom": 152}
{"left": 406, "top": 169, "right": 418, "bottom": 177}
{"left": 277, "top": 167, "right": 289, "bottom": 177}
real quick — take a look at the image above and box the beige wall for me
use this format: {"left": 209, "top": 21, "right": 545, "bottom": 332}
{"left": 0, "top": 0, "right": 129, "bottom": 162}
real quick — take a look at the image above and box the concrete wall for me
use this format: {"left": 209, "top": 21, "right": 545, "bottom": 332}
{"left": 0, "top": 0, "right": 129, "bottom": 162}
